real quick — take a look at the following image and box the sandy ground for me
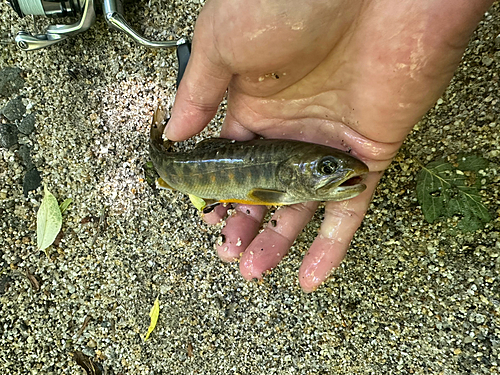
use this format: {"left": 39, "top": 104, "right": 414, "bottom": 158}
{"left": 0, "top": 1, "right": 499, "bottom": 374}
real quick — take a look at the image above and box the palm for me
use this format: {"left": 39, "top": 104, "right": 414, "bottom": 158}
{"left": 166, "top": 0, "right": 492, "bottom": 291}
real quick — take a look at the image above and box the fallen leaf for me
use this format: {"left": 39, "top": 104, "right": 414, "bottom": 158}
{"left": 59, "top": 198, "right": 73, "bottom": 214}
{"left": 188, "top": 194, "right": 206, "bottom": 211}
{"left": 53, "top": 229, "right": 64, "bottom": 247}
{"left": 37, "top": 185, "right": 62, "bottom": 251}
{"left": 73, "top": 351, "right": 102, "bottom": 375}
{"left": 76, "top": 314, "right": 93, "bottom": 337}
{"left": 144, "top": 297, "right": 160, "bottom": 341}
{"left": 416, "top": 157, "right": 491, "bottom": 231}
{"left": 24, "top": 269, "right": 40, "bottom": 291}
{"left": 80, "top": 215, "right": 97, "bottom": 224}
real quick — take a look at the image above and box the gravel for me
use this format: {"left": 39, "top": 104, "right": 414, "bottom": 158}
{"left": 0, "top": 1, "right": 499, "bottom": 374}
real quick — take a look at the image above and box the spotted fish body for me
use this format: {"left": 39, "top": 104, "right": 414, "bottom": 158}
{"left": 149, "top": 108, "right": 369, "bottom": 206}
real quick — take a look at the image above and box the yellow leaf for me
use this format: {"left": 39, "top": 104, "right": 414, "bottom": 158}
{"left": 144, "top": 297, "right": 160, "bottom": 341}
{"left": 188, "top": 194, "right": 206, "bottom": 211}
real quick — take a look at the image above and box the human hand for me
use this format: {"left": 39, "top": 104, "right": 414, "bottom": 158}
{"left": 166, "top": 0, "right": 494, "bottom": 292}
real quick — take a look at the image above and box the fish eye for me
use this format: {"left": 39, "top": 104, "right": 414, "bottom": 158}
{"left": 319, "top": 157, "right": 337, "bottom": 175}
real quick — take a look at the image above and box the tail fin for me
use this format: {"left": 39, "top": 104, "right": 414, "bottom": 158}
{"left": 149, "top": 105, "right": 171, "bottom": 150}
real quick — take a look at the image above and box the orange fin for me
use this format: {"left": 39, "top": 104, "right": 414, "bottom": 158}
{"left": 219, "top": 188, "right": 288, "bottom": 206}
{"left": 156, "top": 178, "right": 175, "bottom": 190}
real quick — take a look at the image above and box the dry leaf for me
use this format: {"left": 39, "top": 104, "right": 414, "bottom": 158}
{"left": 73, "top": 351, "right": 102, "bottom": 375}
{"left": 24, "top": 269, "right": 40, "bottom": 291}
{"left": 76, "top": 314, "right": 93, "bottom": 337}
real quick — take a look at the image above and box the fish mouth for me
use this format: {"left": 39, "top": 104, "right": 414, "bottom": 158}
{"left": 335, "top": 175, "right": 367, "bottom": 194}
{"left": 339, "top": 174, "right": 366, "bottom": 188}
{"left": 318, "top": 169, "right": 369, "bottom": 200}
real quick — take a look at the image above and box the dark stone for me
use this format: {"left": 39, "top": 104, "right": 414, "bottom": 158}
{"left": 0, "top": 275, "right": 13, "bottom": 295}
{"left": 23, "top": 168, "right": 42, "bottom": 197}
{"left": 18, "top": 113, "right": 35, "bottom": 135}
{"left": 1, "top": 98, "right": 26, "bottom": 122}
{"left": 0, "top": 67, "right": 24, "bottom": 97}
{"left": 0, "top": 123, "right": 18, "bottom": 148}
{"left": 19, "top": 144, "right": 34, "bottom": 170}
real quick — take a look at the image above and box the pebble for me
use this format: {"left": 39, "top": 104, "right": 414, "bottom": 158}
{"left": 18, "top": 113, "right": 35, "bottom": 135}
{"left": 18, "top": 144, "right": 33, "bottom": 170}
{"left": 0, "top": 67, "right": 24, "bottom": 97}
{"left": 1, "top": 97, "right": 26, "bottom": 122}
{"left": 0, "top": 123, "right": 18, "bottom": 148}
{"left": 22, "top": 168, "right": 42, "bottom": 197}
{"left": 482, "top": 56, "right": 494, "bottom": 67}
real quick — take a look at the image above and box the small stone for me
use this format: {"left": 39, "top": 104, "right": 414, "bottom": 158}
{"left": 67, "top": 284, "right": 76, "bottom": 294}
{"left": 0, "top": 123, "right": 18, "bottom": 148}
{"left": 0, "top": 67, "right": 25, "bottom": 97}
{"left": 18, "top": 113, "right": 35, "bottom": 135}
{"left": 23, "top": 168, "right": 42, "bottom": 197}
{"left": 0, "top": 275, "right": 13, "bottom": 295}
{"left": 464, "top": 336, "right": 474, "bottom": 344}
{"left": 482, "top": 56, "right": 494, "bottom": 67}
{"left": 495, "top": 34, "right": 500, "bottom": 49}
{"left": 18, "top": 144, "right": 33, "bottom": 170}
{"left": 1, "top": 98, "right": 26, "bottom": 122}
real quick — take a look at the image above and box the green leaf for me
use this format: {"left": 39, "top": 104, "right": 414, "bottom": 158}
{"left": 59, "top": 198, "right": 73, "bottom": 214}
{"left": 37, "top": 185, "right": 62, "bottom": 251}
{"left": 456, "top": 155, "right": 489, "bottom": 171}
{"left": 144, "top": 297, "right": 160, "bottom": 341}
{"left": 189, "top": 194, "right": 206, "bottom": 211}
{"left": 416, "top": 157, "right": 491, "bottom": 231}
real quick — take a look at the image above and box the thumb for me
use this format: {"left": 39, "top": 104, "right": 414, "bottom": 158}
{"left": 165, "top": 42, "right": 232, "bottom": 141}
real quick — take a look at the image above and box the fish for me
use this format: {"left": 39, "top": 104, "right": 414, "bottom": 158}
{"left": 149, "top": 106, "right": 369, "bottom": 207}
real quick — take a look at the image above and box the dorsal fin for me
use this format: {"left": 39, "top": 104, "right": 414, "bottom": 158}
{"left": 193, "top": 138, "right": 234, "bottom": 152}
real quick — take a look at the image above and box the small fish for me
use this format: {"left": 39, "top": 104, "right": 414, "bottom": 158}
{"left": 149, "top": 106, "right": 369, "bottom": 206}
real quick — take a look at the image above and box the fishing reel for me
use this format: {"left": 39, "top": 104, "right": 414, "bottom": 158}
{"left": 8, "top": 0, "right": 187, "bottom": 51}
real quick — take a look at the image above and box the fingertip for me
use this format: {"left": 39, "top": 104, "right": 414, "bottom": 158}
{"left": 216, "top": 205, "right": 267, "bottom": 263}
{"left": 239, "top": 231, "right": 291, "bottom": 281}
{"left": 202, "top": 204, "right": 228, "bottom": 225}
{"left": 298, "top": 235, "right": 347, "bottom": 293}
{"left": 239, "top": 257, "right": 263, "bottom": 281}
{"left": 299, "top": 278, "right": 318, "bottom": 294}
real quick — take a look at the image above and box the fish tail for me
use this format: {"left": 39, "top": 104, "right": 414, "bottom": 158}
{"left": 150, "top": 105, "right": 172, "bottom": 150}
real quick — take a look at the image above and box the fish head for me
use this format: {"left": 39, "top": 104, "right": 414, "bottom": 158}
{"left": 277, "top": 143, "right": 369, "bottom": 202}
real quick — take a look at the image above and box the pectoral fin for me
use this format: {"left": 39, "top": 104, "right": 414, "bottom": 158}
{"left": 156, "top": 178, "right": 175, "bottom": 190}
{"left": 247, "top": 188, "right": 288, "bottom": 205}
